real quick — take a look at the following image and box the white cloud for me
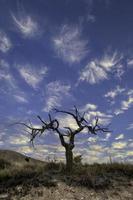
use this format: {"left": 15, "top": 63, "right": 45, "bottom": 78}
{"left": 13, "top": 92, "right": 28, "bottom": 103}
{"left": 99, "top": 51, "right": 122, "bottom": 72}
{"left": 53, "top": 24, "right": 88, "bottom": 64}
{"left": 0, "top": 59, "right": 16, "bottom": 89}
{"left": 43, "top": 81, "right": 71, "bottom": 112}
{"left": 128, "top": 143, "right": 133, "bottom": 148}
{"left": 115, "top": 134, "right": 124, "bottom": 140}
{"left": 89, "top": 144, "right": 104, "bottom": 152}
{"left": 80, "top": 103, "right": 113, "bottom": 127}
{"left": 57, "top": 114, "right": 78, "bottom": 130}
{"left": 9, "top": 134, "right": 29, "bottom": 145}
{"left": 104, "top": 85, "right": 125, "bottom": 99}
{"left": 126, "top": 151, "right": 133, "bottom": 156}
{"left": 127, "top": 59, "right": 133, "bottom": 67}
{"left": 121, "top": 97, "right": 133, "bottom": 110}
{"left": 18, "top": 64, "right": 48, "bottom": 89}
{"left": 100, "top": 132, "right": 111, "bottom": 141}
{"left": 112, "top": 141, "right": 127, "bottom": 149}
{"left": 114, "top": 88, "right": 133, "bottom": 115}
{"left": 0, "top": 31, "right": 12, "bottom": 53}
{"left": 81, "top": 103, "right": 97, "bottom": 112}
{"left": 12, "top": 13, "right": 39, "bottom": 38}
{"left": 127, "top": 123, "right": 133, "bottom": 130}
{"left": 85, "top": 110, "right": 112, "bottom": 126}
{"left": 87, "top": 136, "right": 98, "bottom": 143}
{"left": 79, "top": 61, "right": 107, "bottom": 84}
{"left": 17, "top": 146, "right": 33, "bottom": 154}
{"left": 79, "top": 51, "right": 123, "bottom": 84}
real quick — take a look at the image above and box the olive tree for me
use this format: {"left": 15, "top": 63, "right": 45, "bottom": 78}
{"left": 15, "top": 106, "right": 110, "bottom": 172}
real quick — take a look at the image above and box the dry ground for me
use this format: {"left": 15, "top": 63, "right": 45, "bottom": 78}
{"left": 0, "top": 150, "right": 133, "bottom": 200}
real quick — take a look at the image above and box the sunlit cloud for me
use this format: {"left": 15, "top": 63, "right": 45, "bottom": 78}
{"left": 17, "top": 64, "right": 48, "bottom": 89}
{"left": 121, "top": 97, "right": 133, "bottom": 110}
{"left": 12, "top": 13, "right": 39, "bottom": 38}
{"left": 110, "top": 88, "right": 133, "bottom": 115}
{"left": 9, "top": 134, "right": 29, "bottom": 145}
{"left": 115, "top": 134, "right": 124, "bottom": 140}
{"left": 43, "top": 81, "right": 71, "bottom": 112}
{"left": 100, "top": 51, "right": 122, "bottom": 72}
{"left": 85, "top": 110, "right": 112, "bottom": 126}
{"left": 57, "top": 114, "right": 78, "bottom": 130}
{"left": 53, "top": 24, "right": 88, "bottom": 64}
{"left": 87, "top": 136, "right": 99, "bottom": 143}
{"left": 0, "top": 31, "right": 12, "bottom": 53}
{"left": 112, "top": 141, "right": 127, "bottom": 149}
{"left": 89, "top": 144, "right": 105, "bottom": 152}
{"left": 126, "top": 151, "right": 133, "bottom": 156}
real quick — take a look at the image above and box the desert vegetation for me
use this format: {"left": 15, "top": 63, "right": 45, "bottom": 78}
{"left": 0, "top": 150, "right": 133, "bottom": 200}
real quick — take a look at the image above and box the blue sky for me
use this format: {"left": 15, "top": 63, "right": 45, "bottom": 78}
{"left": 0, "top": 0, "right": 133, "bottom": 163}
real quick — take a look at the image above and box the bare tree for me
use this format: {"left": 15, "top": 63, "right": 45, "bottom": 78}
{"left": 13, "top": 106, "right": 110, "bottom": 172}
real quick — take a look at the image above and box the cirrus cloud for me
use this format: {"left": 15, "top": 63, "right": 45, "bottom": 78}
{"left": 0, "top": 31, "right": 12, "bottom": 53}
{"left": 53, "top": 24, "right": 89, "bottom": 64}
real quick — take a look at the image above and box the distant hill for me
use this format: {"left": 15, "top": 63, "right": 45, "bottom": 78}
{"left": 0, "top": 149, "right": 45, "bottom": 166}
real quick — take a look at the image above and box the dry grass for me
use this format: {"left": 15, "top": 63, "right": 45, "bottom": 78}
{"left": 0, "top": 150, "right": 133, "bottom": 199}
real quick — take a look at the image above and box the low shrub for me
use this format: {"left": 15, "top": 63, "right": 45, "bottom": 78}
{"left": 0, "top": 158, "right": 11, "bottom": 169}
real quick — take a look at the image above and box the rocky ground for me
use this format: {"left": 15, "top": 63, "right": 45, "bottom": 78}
{"left": 0, "top": 174, "right": 133, "bottom": 200}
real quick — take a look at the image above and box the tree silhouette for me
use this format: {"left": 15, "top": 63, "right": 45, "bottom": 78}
{"left": 14, "top": 106, "right": 110, "bottom": 172}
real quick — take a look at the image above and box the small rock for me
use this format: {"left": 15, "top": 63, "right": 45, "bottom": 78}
{"left": 0, "top": 194, "right": 9, "bottom": 199}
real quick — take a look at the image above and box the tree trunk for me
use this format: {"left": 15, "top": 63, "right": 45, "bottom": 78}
{"left": 65, "top": 146, "right": 73, "bottom": 173}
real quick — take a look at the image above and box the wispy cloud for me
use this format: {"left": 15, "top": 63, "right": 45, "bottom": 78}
{"left": 79, "top": 51, "right": 123, "bottom": 84}
{"left": 43, "top": 81, "right": 71, "bottom": 112}
{"left": 0, "top": 31, "right": 12, "bottom": 53}
{"left": 13, "top": 91, "right": 28, "bottom": 103}
{"left": 17, "top": 64, "right": 48, "bottom": 89}
{"left": 104, "top": 85, "right": 125, "bottom": 104}
{"left": 114, "top": 90, "right": 133, "bottom": 115}
{"left": 127, "top": 58, "right": 133, "bottom": 67}
{"left": 100, "top": 132, "right": 111, "bottom": 141}
{"left": 79, "top": 61, "right": 107, "bottom": 84}
{"left": 100, "top": 51, "right": 122, "bottom": 72}
{"left": 115, "top": 134, "right": 124, "bottom": 140}
{"left": 0, "top": 59, "right": 16, "bottom": 89}
{"left": 81, "top": 103, "right": 97, "bottom": 111}
{"left": 87, "top": 136, "right": 98, "bottom": 143}
{"left": 12, "top": 13, "right": 39, "bottom": 38}
{"left": 127, "top": 123, "right": 133, "bottom": 130}
{"left": 85, "top": 110, "right": 113, "bottom": 125}
{"left": 86, "top": 14, "right": 96, "bottom": 23}
{"left": 81, "top": 103, "right": 113, "bottom": 126}
{"left": 53, "top": 24, "right": 88, "bottom": 64}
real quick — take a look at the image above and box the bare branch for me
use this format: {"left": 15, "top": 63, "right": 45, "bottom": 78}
{"left": 37, "top": 116, "right": 47, "bottom": 125}
{"left": 54, "top": 107, "right": 86, "bottom": 127}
